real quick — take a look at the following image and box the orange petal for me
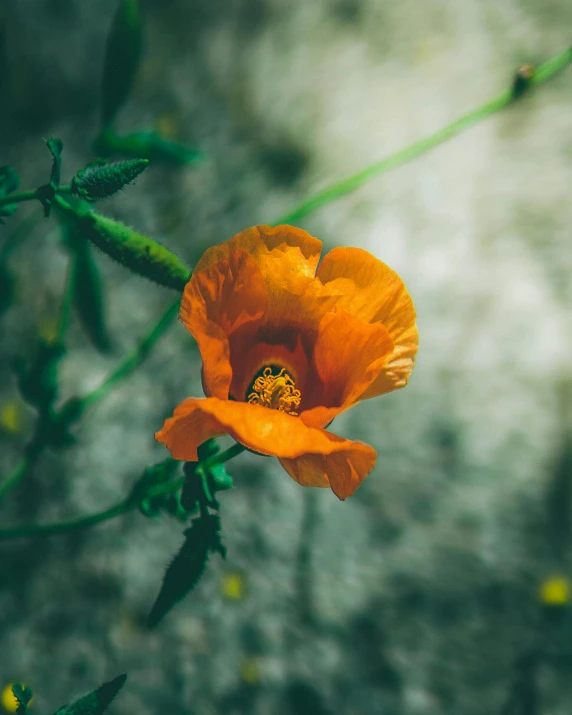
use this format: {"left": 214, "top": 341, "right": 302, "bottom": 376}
{"left": 317, "top": 247, "right": 418, "bottom": 397}
{"left": 194, "top": 225, "right": 323, "bottom": 280}
{"left": 311, "top": 309, "right": 394, "bottom": 409}
{"left": 155, "top": 397, "right": 376, "bottom": 498}
{"left": 180, "top": 249, "right": 267, "bottom": 398}
{"left": 197, "top": 225, "right": 339, "bottom": 333}
{"left": 280, "top": 436, "right": 377, "bottom": 500}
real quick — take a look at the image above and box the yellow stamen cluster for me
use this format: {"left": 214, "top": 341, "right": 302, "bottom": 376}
{"left": 247, "top": 367, "right": 301, "bottom": 415}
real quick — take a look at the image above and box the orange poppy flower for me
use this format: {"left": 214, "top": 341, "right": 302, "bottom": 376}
{"left": 155, "top": 225, "right": 418, "bottom": 500}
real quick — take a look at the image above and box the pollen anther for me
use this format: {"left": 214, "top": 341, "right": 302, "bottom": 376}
{"left": 247, "top": 367, "right": 301, "bottom": 415}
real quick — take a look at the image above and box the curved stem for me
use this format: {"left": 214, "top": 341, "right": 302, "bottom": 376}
{"left": 0, "top": 184, "right": 73, "bottom": 210}
{"left": 274, "top": 46, "right": 572, "bottom": 226}
{"left": 81, "top": 297, "right": 180, "bottom": 408}
{"left": 0, "top": 444, "right": 246, "bottom": 541}
{"left": 0, "top": 189, "right": 39, "bottom": 209}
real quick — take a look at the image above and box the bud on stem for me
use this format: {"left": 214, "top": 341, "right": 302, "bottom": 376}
{"left": 54, "top": 197, "right": 190, "bottom": 291}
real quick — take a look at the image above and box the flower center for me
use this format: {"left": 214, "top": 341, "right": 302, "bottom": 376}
{"left": 247, "top": 366, "right": 301, "bottom": 415}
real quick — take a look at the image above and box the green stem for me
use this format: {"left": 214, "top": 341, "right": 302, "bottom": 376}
{"left": 0, "top": 444, "right": 246, "bottom": 541}
{"left": 274, "top": 46, "right": 572, "bottom": 226}
{"left": 81, "top": 297, "right": 180, "bottom": 408}
{"left": 0, "top": 184, "right": 73, "bottom": 210}
{"left": 0, "top": 189, "right": 39, "bottom": 209}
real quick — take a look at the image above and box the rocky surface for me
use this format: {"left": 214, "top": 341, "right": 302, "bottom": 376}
{"left": 1, "top": 0, "right": 572, "bottom": 713}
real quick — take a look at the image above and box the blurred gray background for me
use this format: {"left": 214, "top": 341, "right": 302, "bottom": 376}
{"left": 1, "top": 0, "right": 572, "bottom": 713}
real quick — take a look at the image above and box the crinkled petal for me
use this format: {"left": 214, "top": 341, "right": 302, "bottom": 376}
{"left": 280, "top": 436, "right": 377, "bottom": 500}
{"left": 180, "top": 249, "right": 267, "bottom": 398}
{"left": 317, "top": 247, "right": 418, "bottom": 396}
{"left": 311, "top": 309, "right": 394, "bottom": 409}
{"left": 194, "top": 224, "right": 323, "bottom": 280}
{"left": 155, "top": 397, "right": 376, "bottom": 498}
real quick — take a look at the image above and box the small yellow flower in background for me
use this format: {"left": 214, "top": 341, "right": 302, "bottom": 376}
{"left": 0, "top": 401, "right": 23, "bottom": 435}
{"left": 156, "top": 113, "right": 183, "bottom": 140}
{"left": 221, "top": 572, "right": 246, "bottom": 601}
{"left": 1, "top": 683, "right": 31, "bottom": 713}
{"left": 539, "top": 575, "right": 570, "bottom": 606}
{"left": 38, "top": 316, "right": 59, "bottom": 344}
{"left": 240, "top": 656, "right": 261, "bottom": 685}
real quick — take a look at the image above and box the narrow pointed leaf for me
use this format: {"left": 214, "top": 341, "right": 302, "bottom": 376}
{"left": 73, "top": 237, "right": 112, "bottom": 352}
{"left": 53, "top": 674, "right": 127, "bottom": 715}
{"left": 147, "top": 514, "right": 225, "bottom": 627}
{"left": 101, "top": 0, "right": 143, "bottom": 127}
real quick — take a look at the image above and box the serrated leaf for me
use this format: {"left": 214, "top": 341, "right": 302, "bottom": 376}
{"left": 71, "top": 158, "right": 149, "bottom": 201}
{"left": 101, "top": 0, "right": 143, "bottom": 127}
{"left": 12, "top": 683, "right": 33, "bottom": 715}
{"left": 0, "top": 165, "right": 20, "bottom": 196}
{"left": 53, "top": 674, "right": 127, "bottom": 715}
{"left": 93, "top": 129, "right": 202, "bottom": 165}
{"left": 147, "top": 514, "right": 226, "bottom": 627}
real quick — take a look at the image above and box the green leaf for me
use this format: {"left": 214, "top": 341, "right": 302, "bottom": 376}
{"left": 0, "top": 165, "right": 20, "bottom": 196}
{"left": 71, "top": 158, "right": 149, "bottom": 201}
{"left": 101, "top": 0, "right": 143, "bottom": 127}
{"left": 73, "top": 237, "right": 112, "bottom": 353}
{"left": 147, "top": 514, "right": 226, "bottom": 627}
{"left": 93, "top": 129, "right": 202, "bottom": 165}
{"left": 209, "top": 462, "right": 234, "bottom": 491}
{"left": 12, "top": 684, "right": 33, "bottom": 715}
{"left": 127, "top": 458, "right": 181, "bottom": 519}
{"left": 13, "top": 340, "right": 65, "bottom": 410}
{"left": 53, "top": 674, "right": 127, "bottom": 715}
{"left": 54, "top": 196, "right": 191, "bottom": 291}
{"left": 59, "top": 211, "right": 112, "bottom": 353}
{"left": 46, "top": 137, "right": 64, "bottom": 187}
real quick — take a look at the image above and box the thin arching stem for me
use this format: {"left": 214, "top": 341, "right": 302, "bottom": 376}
{"left": 274, "top": 46, "right": 572, "bottom": 226}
